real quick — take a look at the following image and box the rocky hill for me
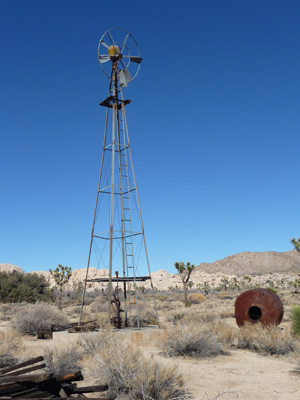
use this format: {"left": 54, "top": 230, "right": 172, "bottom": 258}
{"left": 195, "top": 250, "right": 300, "bottom": 275}
{"left": 2, "top": 250, "right": 300, "bottom": 291}
{"left": 0, "top": 263, "right": 24, "bottom": 274}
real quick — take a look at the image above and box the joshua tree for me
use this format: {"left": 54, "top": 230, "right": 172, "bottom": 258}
{"left": 290, "top": 237, "right": 300, "bottom": 253}
{"left": 49, "top": 265, "right": 72, "bottom": 308}
{"left": 220, "top": 277, "right": 229, "bottom": 291}
{"left": 174, "top": 261, "right": 195, "bottom": 307}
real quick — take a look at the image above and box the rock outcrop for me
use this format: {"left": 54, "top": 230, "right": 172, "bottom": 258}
{"left": 195, "top": 250, "right": 300, "bottom": 276}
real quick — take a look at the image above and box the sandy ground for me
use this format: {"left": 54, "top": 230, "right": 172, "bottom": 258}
{"left": 177, "top": 350, "right": 300, "bottom": 399}
{"left": 8, "top": 326, "right": 299, "bottom": 400}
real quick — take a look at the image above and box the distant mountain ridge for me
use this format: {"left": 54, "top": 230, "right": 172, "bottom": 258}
{"left": 2, "top": 250, "right": 300, "bottom": 291}
{"left": 196, "top": 250, "right": 300, "bottom": 275}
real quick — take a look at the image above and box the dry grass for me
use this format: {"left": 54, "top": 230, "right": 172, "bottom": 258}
{"left": 90, "top": 296, "right": 108, "bottom": 314}
{"left": 89, "top": 336, "right": 187, "bottom": 400}
{"left": 163, "top": 322, "right": 226, "bottom": 358}
{"left": 44, "top": 345, "right": 82, "bottom": 374}
{"left": 129, "top": 301, "right": 158, "bottom": 327}
{"left": 237, "top": 322, "right": 296, "bottom": 355}
{"left": 11, "top": 303, "right": 70, "bottom": 335}
{"left": 188, "top": 293, "right": 206, "bottom": 304}
{"left": 0, "top": 328, "right": 23, "bottom": 367}
{"left": 209, "top": 320, "right": 237, "bottom": 345}
{"left": 77, "top": 331, "right": 113, "bottom": 356}
{"left": 166, "top": 308, "right": 218, "bottom": 325}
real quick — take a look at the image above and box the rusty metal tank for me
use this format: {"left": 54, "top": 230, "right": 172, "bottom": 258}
{"left": 235, "top": 288, "right": 284, "bottom": 328}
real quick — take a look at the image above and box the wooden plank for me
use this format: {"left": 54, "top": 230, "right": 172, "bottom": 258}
{"left": 5, "top": 365, "right": 46, "bottom": 377}
{"left": 11, "top": 387, "right": 41, "bottom": 398}
{"left": 73, "top": 384, "right": 109, "bottom": 393}
{"left": 0, "top": 374, "right": 51, "bottom": 385}
{"left": 0, "top": 358, "right": 44, "bottom": 376}
{"left": 18, "top": 390, "right": 55, "bottom": 399}
{"left": 0, "top": 383, "right": 34, "bottom": 396}
{"left": 0, "top": 398, "right": 109, "bottom": 400}
{"left": 55, "top": 371, "right": 83, "bottom": 382}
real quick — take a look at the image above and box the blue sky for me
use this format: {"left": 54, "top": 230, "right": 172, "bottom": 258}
{"left": 1, "top": 1, "right": 300, "bottom": 274}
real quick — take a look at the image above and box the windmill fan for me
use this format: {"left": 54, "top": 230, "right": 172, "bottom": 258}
{"left": 98, "top": 27, "right": 142, "bottom": 86}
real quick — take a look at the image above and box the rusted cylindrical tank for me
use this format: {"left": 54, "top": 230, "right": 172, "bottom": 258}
{"left": 235, "top": 288, "right": 284, "bottom": 328}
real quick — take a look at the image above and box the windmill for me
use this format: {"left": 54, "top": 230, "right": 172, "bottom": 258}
{"left": 79, "top": 28, "right": 158, "bottom": 329}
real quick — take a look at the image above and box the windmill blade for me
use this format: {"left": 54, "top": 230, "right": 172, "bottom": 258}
{"left": 130, "top": 56, "right": 143, "bottom": 64}
{"left": 120, "top": 32, "right": 129, "bottom": 53}
{"left": 107, "top": 30, "right": 116, "bottom": 45}
{"left": 123, "top": 55, "right": 143, "bottom": 64}
{"left": 100, "top": 40, "right": 110, "bottom": 49}
{"left": 99, "top": 55, "right": 111, "bottom": 63}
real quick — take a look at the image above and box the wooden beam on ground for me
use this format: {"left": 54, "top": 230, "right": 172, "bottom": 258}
{"left": 73, "top": 384, "right": 109, "bottom": 393}
{"left": 0, "top": 374, "right": 51, "bottom": 385}
{"left": 4, "top": 364, "right": 46, "bottom": 377}
{"left": 0, "top": 358, "right": 44, "bottom": 376}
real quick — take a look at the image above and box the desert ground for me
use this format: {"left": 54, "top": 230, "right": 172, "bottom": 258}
{"left": 1, "top": 273, "right": 300, "bottom": 400}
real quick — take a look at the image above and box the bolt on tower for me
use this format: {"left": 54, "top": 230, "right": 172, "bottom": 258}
{"left": 79, "top": 28, "right": 158, "bottom": 329}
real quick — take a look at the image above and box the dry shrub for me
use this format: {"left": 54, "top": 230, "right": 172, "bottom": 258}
{"left": 90, "top": 296, "right": 108, "bottom": 313}
{"left": 166, "top": 308, "right": 218, "bottom": 325}
{"left": 44, "top": 345, "right": 81, "bottom": 374}
{"left": 130, "top": 301, "right": 158, "bottom": 327}
{"left": 12, "top": 303, "right": 70, "bottom": 335}
{"left": 188, "top": 293, "right": 206, "bottom": 304}
{"left": 238, "top": 322, "right": 296, "bottom": 355}
{"left": 0, "top": 303, "right": 27, "bottom": 322}
{"left": 0, "top": 328, "right": 23, "bottom": 367}
{"left": 166, "top": 309, "right": 189, "bottom": 323}
{"left": 90, "top": 337, "right": 187, "bottom": 400}
{"left": 209, "top": 321, "right": 237, "bottom": 345}
{"left": 163, "top": 322, "right": 225, "bottom": 358}
{"left": 94, "top": 312, "right": 110, "bottom": 328}
{"left": 77, "top": 331, "right": 113, "bottom": 356}
{"left": 219, "top": 310, "right": 235, "bottom": 319}
{"left": 196, "top": 311, "right": 218, "bottom": 323}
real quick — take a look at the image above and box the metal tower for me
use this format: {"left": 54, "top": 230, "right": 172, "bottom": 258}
{"left": 79, "top": 28, "right": 158, "bottom": 329}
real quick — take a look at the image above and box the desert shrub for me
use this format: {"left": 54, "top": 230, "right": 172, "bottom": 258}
{"left": 237, "top": 322, "right": 295, "bottom": 355}
{"left": 12, "top": 302, "right": 70, "bottom": 335}
{"left": 77, "top": 331, "right": 113, "bottom": 356}
{"left": 44, "top": 345, "right": 81, "bottom": 374}
{"left": 130, "top": 301, "right": 158, "bottom": 327}
{"left": 90, "top": 338, "right": 187, "bottom": 400}
{"left": 188, "top": 293, "right": 206, "bottom": 304}
{"left": 291, "top": 305, "right": 300, "bottom": 336}
{"left": 0, "top": 328, "right": 23, "bottom": 367}
{"left": 163, "top": 323, "right": 225, "bottom": 358}
{"left": 166, "top": 309, "right": 189, "bottom": 323}
{"left": 209, "top": 321, "right": 237, "bottom": 345}
{"left": 0, "top": 272, "right": 52, "bottom": 303}
{"left": 90, "top": 296, "right": 108, "bottom": 313}
{"left": 93, "top": 312, "right": 110, "bottom": 328}
{"left": 219, "top": 309, "right": 235, "bottom": 319}
{"left": 166, "top": 308, "right": 218, "bottom": 325}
